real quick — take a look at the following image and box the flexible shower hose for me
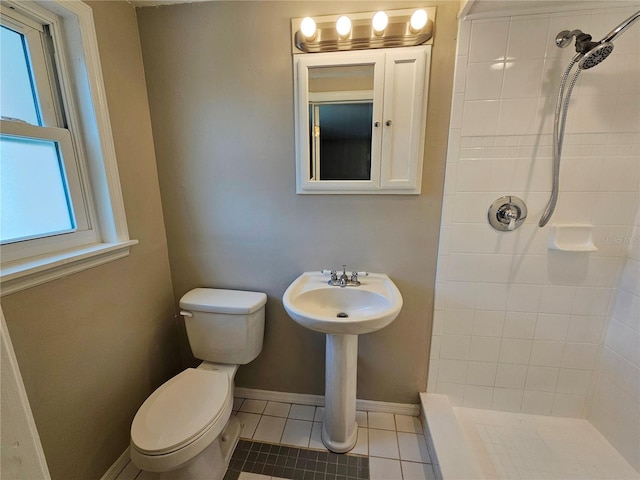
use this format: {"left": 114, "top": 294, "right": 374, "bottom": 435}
{"left": 538, "top": 57, "right": 582, "bottom": 227}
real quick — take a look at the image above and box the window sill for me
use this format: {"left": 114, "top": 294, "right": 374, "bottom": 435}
{"left": 1, "top": 240, "right": 138, "bottom": 296}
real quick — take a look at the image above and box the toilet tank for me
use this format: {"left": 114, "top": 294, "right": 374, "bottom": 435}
{"left": 179, "top": 288, "right": 267, "bottom": 365}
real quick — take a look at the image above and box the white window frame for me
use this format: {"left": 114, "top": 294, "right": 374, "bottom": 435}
{"left": 0, "top": 1, "right": 137, "bottom": 296}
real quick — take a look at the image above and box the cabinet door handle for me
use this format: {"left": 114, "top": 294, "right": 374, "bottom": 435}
{"left": 374, "top": 121, "right": 380, "bottom": 127}
{"left": 386, "top": 120, "right": 392, "bottom": 126}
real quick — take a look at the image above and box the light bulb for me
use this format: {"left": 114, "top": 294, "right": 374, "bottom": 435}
{"left": 372, "top": 11, "right": 389, "bottom": 33}
{"left": 336, "top": 16, "right": 352, "bottom": 37}
{"left": 300, "top": 17, "right": 316, "bottom": 38}
{"left": 410, "top": 9, "right": 428, "bottom": 32}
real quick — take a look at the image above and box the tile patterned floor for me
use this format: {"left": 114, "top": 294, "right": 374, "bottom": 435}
{"left": 232, "top": 398, "right": 435, "bottom": 480}
{"left": 116, "top": 397, "right": 436, "bottom": 480}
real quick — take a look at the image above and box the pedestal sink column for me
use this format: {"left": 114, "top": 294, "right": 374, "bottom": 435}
{"left": 322, "top": 334, "right": 358, "bottom": 453}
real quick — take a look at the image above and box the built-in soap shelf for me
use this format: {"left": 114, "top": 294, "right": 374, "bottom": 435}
{"left": 548, "top": 225, "right": 598, "bottom": 252}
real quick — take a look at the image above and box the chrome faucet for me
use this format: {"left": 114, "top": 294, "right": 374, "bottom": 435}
{"left": 324, "top": 265, "right": 366, "bottom": 287}
{"left": 339, "top": 265, "right": 349, "bottom": 286}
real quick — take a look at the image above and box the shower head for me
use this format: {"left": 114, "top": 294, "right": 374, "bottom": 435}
{"left": 578, "top": 10, "right": 640, "bottom": 69}
{"left": 578, "top": 42, "right": 614, "bottom": 69}
{"left": 556, "top": 10, "right": 640, "bottom": 70}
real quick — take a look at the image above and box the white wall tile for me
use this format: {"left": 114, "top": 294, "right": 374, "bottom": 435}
{"left": 454, "top": 56, "right": 468, "bottom": 94}
{"left": 495, "top": 363, "right": 528, "bottom": 389}
{"left": 438, "top": 360, "right": 468, "bottom": 384}
{"left": 453, "top": 192, "right": 489, "bottom": 223}
{"left": 525, "top": 366, "right": 559, "bottom": 392}
{"left": 445, "top": 282, "right": 476, "bottom": 310}
{"left": 475, "top": 282, "right": 510, "bottom": 311}
{"left": 499, "top": 338, "right": 532, "bottom": 364}
{"left": 451, "top": 224, "right": 486, "bottom": 253}
{"left": 497, "top": 98, "right": 539, "bottom": 135}
{"left": 465, "top": 62, "right": 504, "bottom": 100}
{"left": 456, "top": 159, "right": 494, "bottom": 191}
{"left": 469, "top": 336, "right": 501, "bottom": 362}
{"left": 466, "top": 361, "right": 497, "bottom": 387}
{"left": 592, "top": 192, "right": 639, "bottom": 226}
{"left": 556, "top": 368, "right": 592, "bottom": 395}
{"left": 478, "top": 254, "right": 513, "bottom": 283}
{"left": 534, "top": 314, "right": 570, "bottom": 341}
{"left": 472, "top": 310, "right": 505, "bottom": 337}
{"left": 507, "top": 284, "right": 542, "bottom": 312}
{"left": 572, "top": 287, "right": 612, "bottom": 316}
{"left": 463, "top": 385, "right": 494, "bottom": 408}
{"left": 539, "top": 285, "right": 576, "bottom": 314}
{"left": 462, "top": 101, "right": 500, "bottom": 136}
{"left": 613, "top": 94, "right": 640, "bottom": 133}
{"left": 502, "top": 59, "right": 544, "bottom": 98}
{"left": 503, "top": 312, "right": 537, "bottom": 339}
{"left": 434, "top": 9, "right": 639, "bottom": 420}
{"left": 447, "top": 254, "right": 480, "bottom": 282}
{"left": 491, "top": 387, "right": 524, "bottom": 412}
{"left": 507, "top": 17, "right": 550, "bottom": 60}
{"left": 443, "top": 308, "right": 474, "bottom": 335}
{"left": 562, "top": 343, "right": 599, "bottom": 369}
{"left": 521, "top": 390, "right": 554, "bottom": 415}
{"left": 551, "top": 393, "right": 586, "bottom": 417}
{"left": 566, "top": 315, "right": 604, "bottom": 343}
{"left": 598, "top": 157, "right": 640, "bottom": 193}
{"left": 469, "top": 20, "right": 509, "bottom": 63}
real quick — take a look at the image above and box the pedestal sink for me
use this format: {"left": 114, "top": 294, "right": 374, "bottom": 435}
{"left": 283, "top": 271, "right": 403, "bottom": 452}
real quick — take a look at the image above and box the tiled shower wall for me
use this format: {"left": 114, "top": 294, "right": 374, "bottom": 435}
{"left": 590, "top": 207, "right": 640, "bottom": 471}
{"left": 429, "top": 3, "right": 639, "bottom": 420}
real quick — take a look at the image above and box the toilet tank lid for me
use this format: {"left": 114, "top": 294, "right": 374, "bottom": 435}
{"left": 180, "top": 288, "right": 267, "bottom": 314}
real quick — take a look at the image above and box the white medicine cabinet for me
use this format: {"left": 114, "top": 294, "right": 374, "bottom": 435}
{"left": 294, "top": 45, "right": 431, "bottom": 194}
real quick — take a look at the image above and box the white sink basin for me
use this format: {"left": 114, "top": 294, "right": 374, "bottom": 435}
{"left": 283, "top": 271, "right": 403, "bottom": 335}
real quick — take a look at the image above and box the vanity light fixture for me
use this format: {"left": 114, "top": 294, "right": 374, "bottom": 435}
{"left": 410, "top": 9, "right": 428, "bottom": 32}
{"left": 372, "top": 11, "right": 389, "bottom": 35}
{"left": 300, "top": 17, "right": 317, "bottom": 39}
{"left": 292, "top": 7, "right": 435, "bottom": 53}
{"left": 336, "top": 15, "right": 352, "bottom": 37}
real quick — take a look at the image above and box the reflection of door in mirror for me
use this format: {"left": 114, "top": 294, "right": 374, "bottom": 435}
{"left": 308, "top": 65, "right": 374, "bottom": 181}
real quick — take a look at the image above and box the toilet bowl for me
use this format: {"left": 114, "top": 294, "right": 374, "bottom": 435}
{"left": 130, "top": 288, "right": 267, "bottom": 480}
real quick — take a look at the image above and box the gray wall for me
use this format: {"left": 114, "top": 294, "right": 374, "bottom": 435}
{"left": 0, "top": 2, "right": 181, "bottom": 479}
{"left": 137, "top": 1, "right": 457, "bottom": 403}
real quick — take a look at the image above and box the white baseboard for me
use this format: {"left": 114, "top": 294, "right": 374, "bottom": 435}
{"left": 235, "top": 387, "right": 420, "bottom": 416}
{"left": 100, "top": 448, "right": 130, "bottom": 480}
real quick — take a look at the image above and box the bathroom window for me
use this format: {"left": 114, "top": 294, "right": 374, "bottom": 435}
{"left": 0, "top": 2, "right": 136, "bottom": 295}
{"left": 1, "top": 17, "right": 88, "bottom": 245}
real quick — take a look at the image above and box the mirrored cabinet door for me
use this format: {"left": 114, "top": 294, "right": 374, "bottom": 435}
{"left": 296, "top": 51, "right": 385, "bottom": 193}
{"left": 294, "top": 46, "right": 431, "bottom": 195}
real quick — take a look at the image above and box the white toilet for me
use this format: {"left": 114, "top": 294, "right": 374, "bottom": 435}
{"left": 130, "top": 288, "right": 267, "bottom": 480}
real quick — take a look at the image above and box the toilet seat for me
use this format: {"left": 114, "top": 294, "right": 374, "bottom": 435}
{"left": 130, "top": 368, "right": 232, "bottom": 472}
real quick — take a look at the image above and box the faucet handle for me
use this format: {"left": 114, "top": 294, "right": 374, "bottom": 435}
{"left": 351, "top": 271, "right": 368, "bottom": 281}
